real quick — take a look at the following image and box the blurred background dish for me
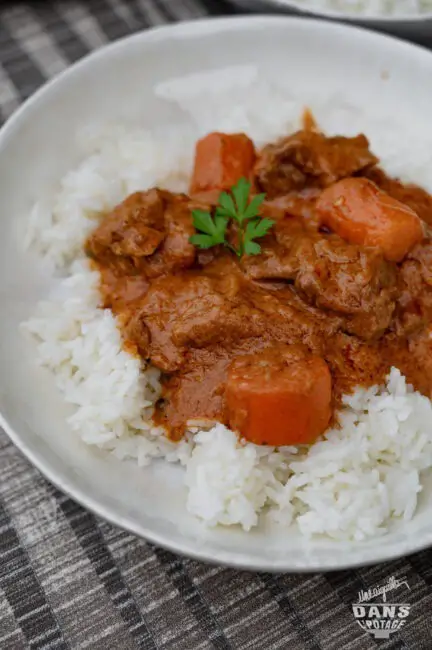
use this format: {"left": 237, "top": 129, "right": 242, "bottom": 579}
{"left": 230, "top": 0, "right": 432, "bottom": 40}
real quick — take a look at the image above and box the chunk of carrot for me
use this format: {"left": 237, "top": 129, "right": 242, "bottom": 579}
{"left": 225, "top": 346, "right": 332, "bottom": 446}
{"left": 316, "top": 177, "right": 424, "bottom": 262}
{"left": 190, "top": 132, "right": 256, "bottom": 194}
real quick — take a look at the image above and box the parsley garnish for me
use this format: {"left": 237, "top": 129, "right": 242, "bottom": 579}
{"left": 189, "top": 178, "right": 274, "bottom": 258}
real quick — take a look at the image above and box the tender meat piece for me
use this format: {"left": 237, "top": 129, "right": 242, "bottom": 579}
{"left": 86, "top": 189, "right": 196, "bottom": 276}
{"left": 316, "top": 178, "right": 425, "bottom": 263}
{"left": 190, "top": 132, "right": 256, "bottom": 194}
{"left": 99, "top": 266, "right": 150, "bottom": 314}
{"left": 293, "top": 238, "right": 396, "bottom": 339}
{"left": 407, "top": 329, "right": 432, "bottom": 397}
{"left": 86, "top": 190, "right": 165, "bottom": 269}
{"left": 128, "top": 270, "right": 249, "bottom": 372}
{"left": 242, "top": 218, "right": 304, "bottom": 282}
{"left": 226, "top": 344, "right": 332, "bottom": 445}
{"left": 130, "top": 258, "right": 339, "bottom": 373}
{"left": 381, "top": 329, "right": 432, "bottom": 397}
{"left": 325, "top": 333, "right": 387, "bottom": 403}
{"left": 364, "top": 167, "right": 432, "bottom": 227}
{"left": 244, "top": 219, "right": 396, "bottom": 339}
{"left": 156, "top": 347, "right": 238, "bottom": 439}
{"left": 126, "top": 274, "right": 218, "bottom": 372}
{"left": 261, "top": 188, "right": 321, "bottom": 223}
{"left": 157, "top": 197, "right": 196, "bottom": 270}
{"left": 254, "top": 130, "right": 377, "bottom": 198}
{"left": 122, "top": 312, "right": 150, "bottom": 358}
{"left": 396, "top": 239, "right": 432, "bottom": 335}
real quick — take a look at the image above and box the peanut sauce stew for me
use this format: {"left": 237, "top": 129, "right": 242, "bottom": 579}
{"left": 85, "top": 120, "right": 432, "bottom": 447}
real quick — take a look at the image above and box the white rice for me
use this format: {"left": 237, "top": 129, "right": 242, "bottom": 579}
{"left": 292, "top": 0, "right": 432, "bottom": 17}
{"left": 22, "top": 76, "right": 432, "bottom": 540}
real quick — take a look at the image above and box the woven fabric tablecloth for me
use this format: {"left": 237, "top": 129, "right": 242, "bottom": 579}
{"left": 1, "top": 2, "right": 432, "bottom": 648}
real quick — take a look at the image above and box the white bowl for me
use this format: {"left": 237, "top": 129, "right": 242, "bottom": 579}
{"left": 232, "top": 1, "right": 432, "bottom": 39}
{"left": 2, "top": 16, "right": 432, "bottom": 571}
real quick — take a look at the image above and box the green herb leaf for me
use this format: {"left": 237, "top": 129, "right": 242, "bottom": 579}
{"left": 190, "top": 208, "right": 228, "bottom": 250}
{"left": 232, "top": 177, "right": 251, "bottom": 219}
{"left": 245, "top": 217, "right": 275, "bottom": 241}
{"left": 189, "top": 233, "right": 216, "bottom": 249}
{"left": 189, "top": 175, "right": 273, "bottom": 259}
{"left": 218, "top": 192, "right": 237, "bottom": 219}
{"left": 244, "top": 240, "right": 262, "bottom": 255}
{"left": 243, "top": 193, "right": 266, "bottom": 220}
{"left": 214, "top": 214, "right": 229, "bottom": 239}
{"left": 191, "top": 209, "right": 217, "bottom": 236}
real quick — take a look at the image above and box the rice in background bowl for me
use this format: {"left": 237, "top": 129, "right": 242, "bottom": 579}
{"left": 291, "top": 0, "right": 432, "bottom": 17}
{"left": 231, "top": 0, "right": 432, "bottom": 40}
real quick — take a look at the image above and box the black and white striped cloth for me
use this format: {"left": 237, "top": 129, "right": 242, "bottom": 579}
{"left": 1, "top": 2, "right": 432, "bottom": 648}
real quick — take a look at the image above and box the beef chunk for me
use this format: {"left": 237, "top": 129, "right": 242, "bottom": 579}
{"left": 86, "top": 189, "right": 196, "bottom": 276}
{"left": 160, "top": 198, "right": 196, "bottom": 270}
{"left": 293, "top": 237, "right": 396, "bottom": 339}
{"left": 244, "top": 219, "right": 396, "bottom": 339}
{"left": 130, "top": 258, "right": 340, "bottom": 373}
{"left": 397, "top": 239, "right": 432, "bottom": 334}
{"left": 326, "top": 333, "right": 387, "bottom": 402}
{"left": 86, "top": 190, "right": 165, "bottom": 268}
{"left": 254, "top": 130, "right": 377, "bottom": 198}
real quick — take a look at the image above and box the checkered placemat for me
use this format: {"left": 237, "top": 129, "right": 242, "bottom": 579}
{"left": 1, "top": 2, "right": 432, "bottom": 648}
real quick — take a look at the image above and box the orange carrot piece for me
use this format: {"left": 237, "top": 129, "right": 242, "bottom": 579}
{"left": 225, "top": 346, "right": 332, "bottom": 446}
{"left": 190, "top": 132, "right": 256, "bottom": 194}
{"left": 316, "top": 177, "right": 424, "bottom": 262}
